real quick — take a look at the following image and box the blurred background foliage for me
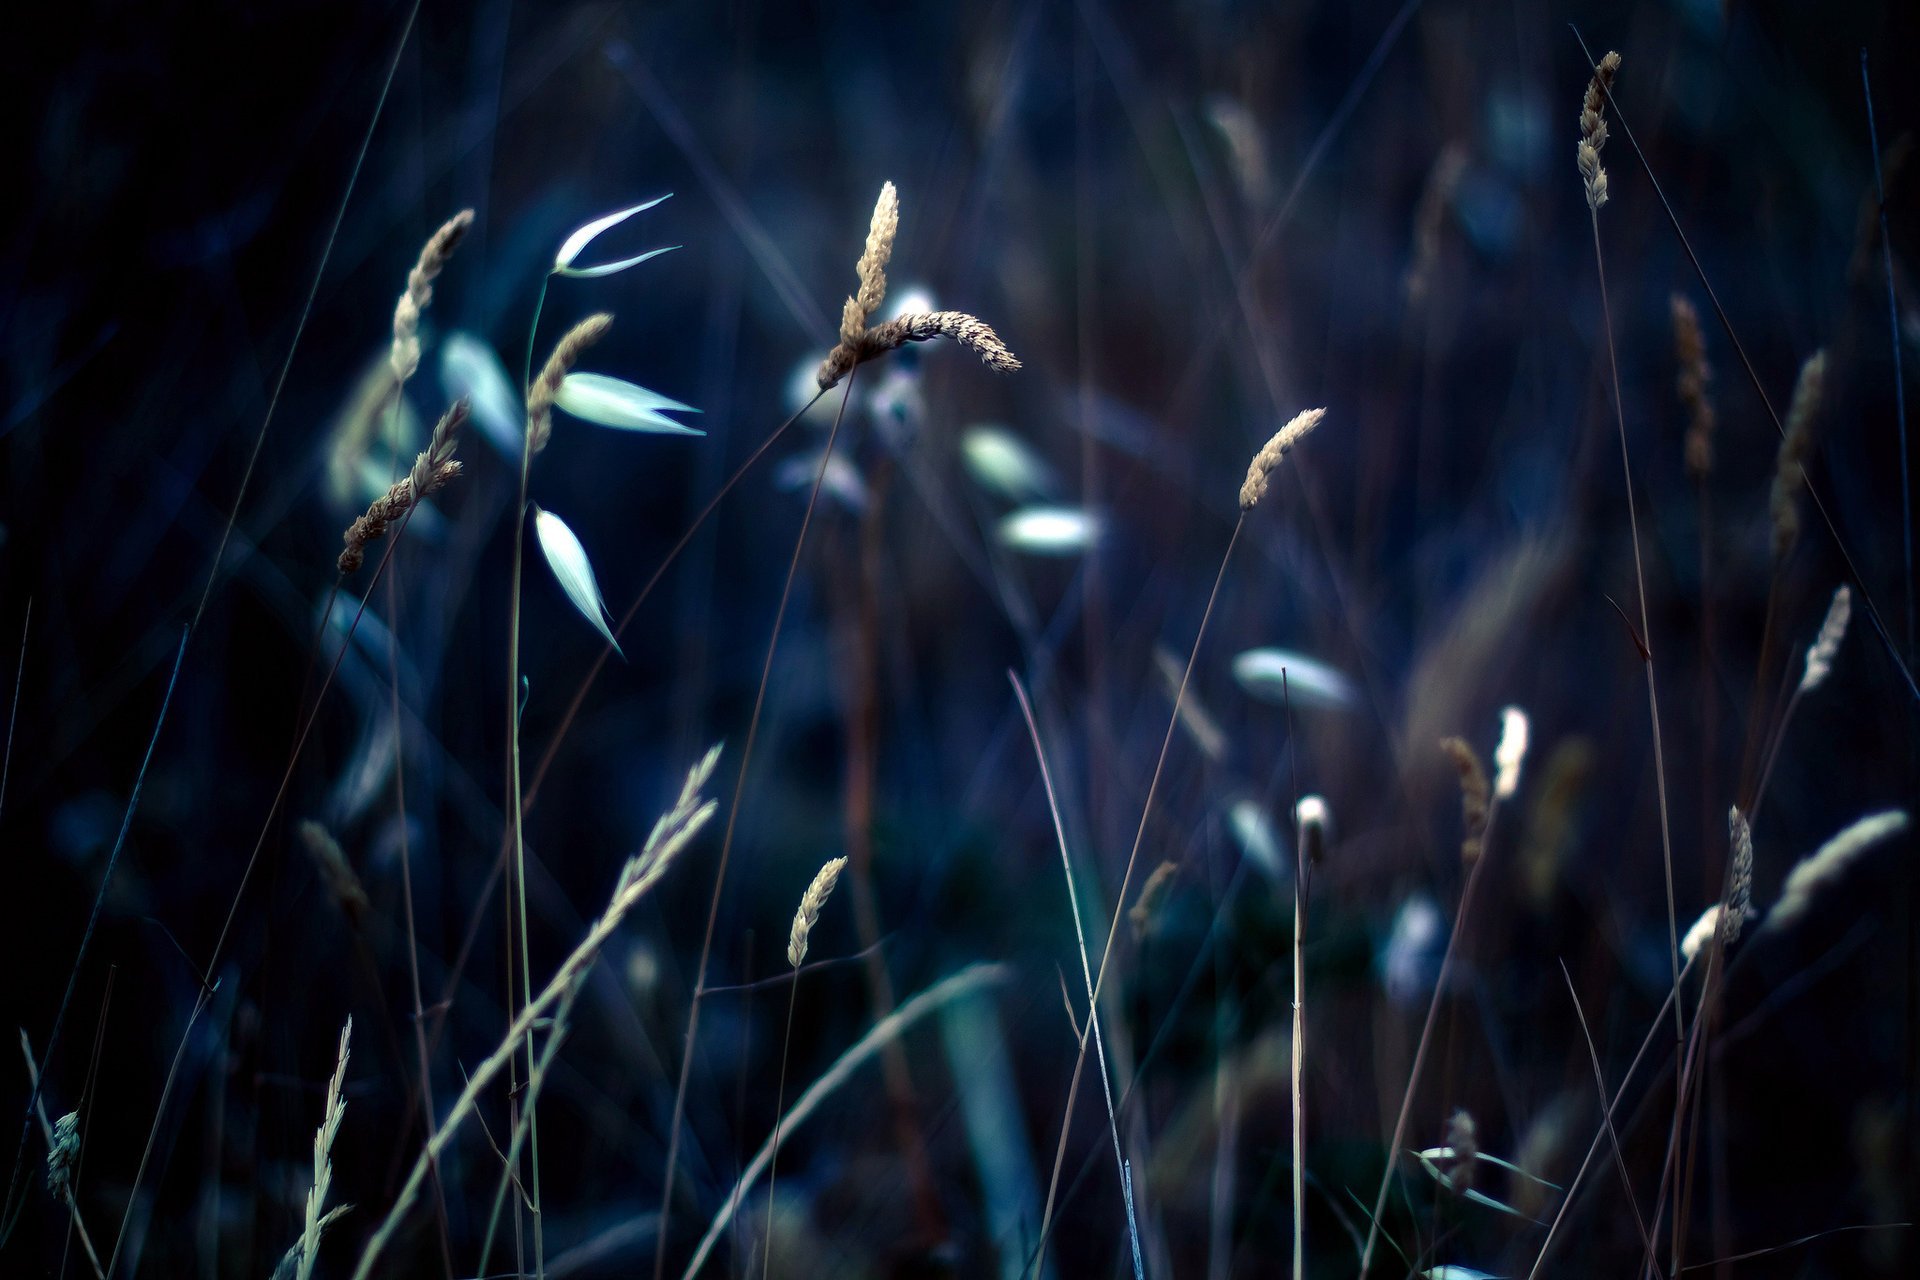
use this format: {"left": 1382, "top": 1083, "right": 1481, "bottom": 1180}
{"left": 4, "top": 0, "right": 1918, "bottom": 1275}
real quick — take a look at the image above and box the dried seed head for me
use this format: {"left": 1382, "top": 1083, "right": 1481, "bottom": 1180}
{"left": 338, "top": 399, "right": 468, "bottom": 574}
{"left": 788, "top": 856, "right": 849, "bottom": 968}
{"left": 846, "top": 181, "right": 900, "bottom": 344}
{"left": 1800, "top": 584, "right": 1853, "bottom": 693}
{"left": 391, "top": 209, "right": 475, "bottom": 385}
{"left": 1724, "top": 807, "right": 1752, "bottom": 947}
{"left": 1440, "top": 735, "right": 1491, "bottom": 866}
{"left": 1129, "top": 859, "right": 1180, "bottom": 941}
{"left": 46, "top": 1111, "right": 78, "bottom": 1199}
{"left": 527, "top": 314, "right": 614, "bottom": 454}
{"left": 814, "top": 185, "right": 1020, "bottom": 390}
{"left": 1671, "top": 294, "right": 1716, "bottom": 478}
{"left": 1239, "top": 408, "right": 1326, "bottom": 511}
{"left": 1577, "top": 52, "right": 1622, "bottom": 212}
{"left": 1771, "top": 350, "right": 1826, "bottom": 561}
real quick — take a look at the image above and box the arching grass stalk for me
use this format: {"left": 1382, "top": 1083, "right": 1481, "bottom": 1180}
{"left": 1033, "top": 403, "right": 1326, "bottom": 1280}
{"left": 652, "top": 366, "right": 860, "bottom": 1279}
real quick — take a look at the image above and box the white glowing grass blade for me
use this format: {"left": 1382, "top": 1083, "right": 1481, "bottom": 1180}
{"left": 533, "top": 507, "right": 622, "bottom": 656}
{"left": 1230, "top": 648, "right": 1357, "bottom": 710}
{"left": 996, "top": 506, "right": 1103, "bottom": 555}
{"left": 554, "top": 372, "right": 703, "bottom": 435}
{"left": 961, "top": 424, "right": 1056, "bottom": 501}
{"left": 1494, "top": 705, "right": 1529, "bottom": 799}
{"left": 553, "top": 195, "right": 674, "bottom": 275}
{"left": 440, "top": 333, "right": 521, "bottom": 459}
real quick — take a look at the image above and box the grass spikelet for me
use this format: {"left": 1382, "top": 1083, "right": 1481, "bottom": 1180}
{"left": 1764, "top": 809, "right": 1910, "bottom": 932}
{"left": 1770, "top": 350, "right": 1827, "bottom": 561}
{"left": 297, "top": 820, "right": 369, "bottom": 926}
{"left": 390, "top": 209, "right": 474, "bottom": 385}
{"left": 844, "top": 180, "right": 899, "bottom": 345}
{"left": 787, "top": 855, "right": 849, "bottom": 968}
{"left": 1239, "top": 408, "right": 1326, "bottom": 511}
{"left": 816, "top": 184, "right": 1019, "bottom": 388}
{"left": 1671, "top": 294, "right": 1715, "bottom": 478}
{"left": 1724, "top": 807, "right": 1752, "bottom": 946}
{"left": 44, "top": 1112, "right": 77, "bottom": 1200}
{"left": 1296, "top": 795, "right": 1329, "bottom": 865}
{"left": 1439, "top": 736, "right": 1491, "bottom": 865}
{"left": 1577, "top": 51, "right": 1621, "bottom": 211}
{"left": 338, "top": 398, "right": 468, "bottom": 574}
{"left": 353, "top": 748, "right": 720, "bottom": 1280}
{"left": 1799, "top": 584, "right": 1852, "bottom": 693}
{"left": 1129, "top": 859, "right": 1180, "bottom": 941}
{"left": 527, "top": 313, "right": 613, "bottom": 454}
{"left": 278, "top": 1017, "right": 352, "bottom": 1280}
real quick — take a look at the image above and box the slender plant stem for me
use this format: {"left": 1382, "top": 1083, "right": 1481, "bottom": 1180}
{"left": 653, "top": 366, "right": 858, "bottom": 1280}
{"left": 1034, "top": 515, "right": 1243, "bottom": 1277}
{"left": 1859, "top": 52, "right": 1912, "bottom": 662}
{"left": 386, "top": 561, "right": 455, "bottom": 1280}
{"left": 759, "top": 979, "right": 800, "bottom": 1279}
{"left": 1567, "top": 23, "right": 1919, "bottom": 706}
{"left": 1011, "top": 675, "right": 1139, "bottom": 1276}
{"left": 1357, "top": 804, "right": 1500, "bottom": 1278}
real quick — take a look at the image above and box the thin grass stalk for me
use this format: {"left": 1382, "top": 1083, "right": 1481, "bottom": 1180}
{"left": 8, "top": 626, "right": 185, "bottom": 1259}
{"left": 1527, "top": 968, "right": 1688, "bottom": 1279}
{"left": 384, "top": 565, "right": 455, "bottom": 1280}
{"left": 1357, "top": 795, "right": 1504, "bottom": 1278}
{"left": 758, "top": 979, "right": 800, "bottom": 1278}
{"left": 110, "top": 507, "right": 421, "bottom": 1279}
{"left": 1558, "top": 962, "right": 1652, "bottom": 1253}
{"left": 409, "top": 392, "right": 824, "bottom": 1160}
{"left": 1590, "top": 210, "right": 1686, "bottom": 1051}
{"left": 1010, "top": 675, "right": 1140, "bottom": 1276}
{"left": 652, "top": 366, "right": 860, "bottom": 1280}
{"left": 678, "top": 965, "right": 1011, "bottom": 1280}
{"left": 478, "top": 973, "right": 587, "bottom": 1274}
{"left": 18, "top": 1035, "right": 104, "bottom": 1279}
{"left": 1859, "top": 53, "right": 1912, "bottom": 661}
{"left": 1291, "top": 836, "right": 1308, "bottom": 1280}
{"left": 1033, "top": 516, "right": 1244, "bottom": 1278}
{"left": 1566, "top": 23, "right": 1919, "bottom": 705}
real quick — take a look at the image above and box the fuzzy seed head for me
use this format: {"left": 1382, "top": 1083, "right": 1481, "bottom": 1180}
{"left": 1240, "top": 407, "right": 1326, "bottom": 511}
{"left": 1577, "top": 52, "right": 1621, "bottom": 211}
{"left": 1440, "top": 736, "right": 1491, "bottom": 865}
{"left": 788, "top": 856, "right": 849, "bottom": 968}
{"left": 1800, "top": 584, "right": 1853, "bottom": 693}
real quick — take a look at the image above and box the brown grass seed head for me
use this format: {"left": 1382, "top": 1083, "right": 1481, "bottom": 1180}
{"left": 1770, "top": 349, "right": 1826, "bottom": 561}
{"left": 1671, "top": 293, "right": 1715, "bottom": 478}
{"left": 1240, "top": 407, "right": 1326, "bottom": 511}
{"left": 1440, "top": 735, "right": 1490, "bottom": 865}
{"left": 527, "top": 313, "right": 613, "bottom": 454}
{"left": 1578, "top": 51, "right": 1621, "bottom": 212}
{"left": 338, "top": 398, "right": 469, "bottom": 574}
{"left": 391, "top": 208, "right": 474, "bottom": 385}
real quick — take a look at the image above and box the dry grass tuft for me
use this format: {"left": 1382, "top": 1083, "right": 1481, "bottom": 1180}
{"left": 816, "top": 184, "right": 1020, "bottom": 388}
{"left": 1440, "top": 736, "right": 1491, "bottom": 865}
{"left": 1671, "top": 294, "right": 1715, "bottom": 478}
{"left": 391, "top": 209, "right": 474, "bottom": 385}
{"left": 527, "top": 313, "right": 614, "bottom": 454}
{"left": 338, "top": 399, "right": 469, "bottom": 574}
{"left": 1770, "top": 350, "right": 1827, "bottom": 560}
{"left": 1239, "top": 407, "right": 1326, "bottom": 511}
{"left": 1577, "top": 51, "right": 1622, "bottom": 211}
